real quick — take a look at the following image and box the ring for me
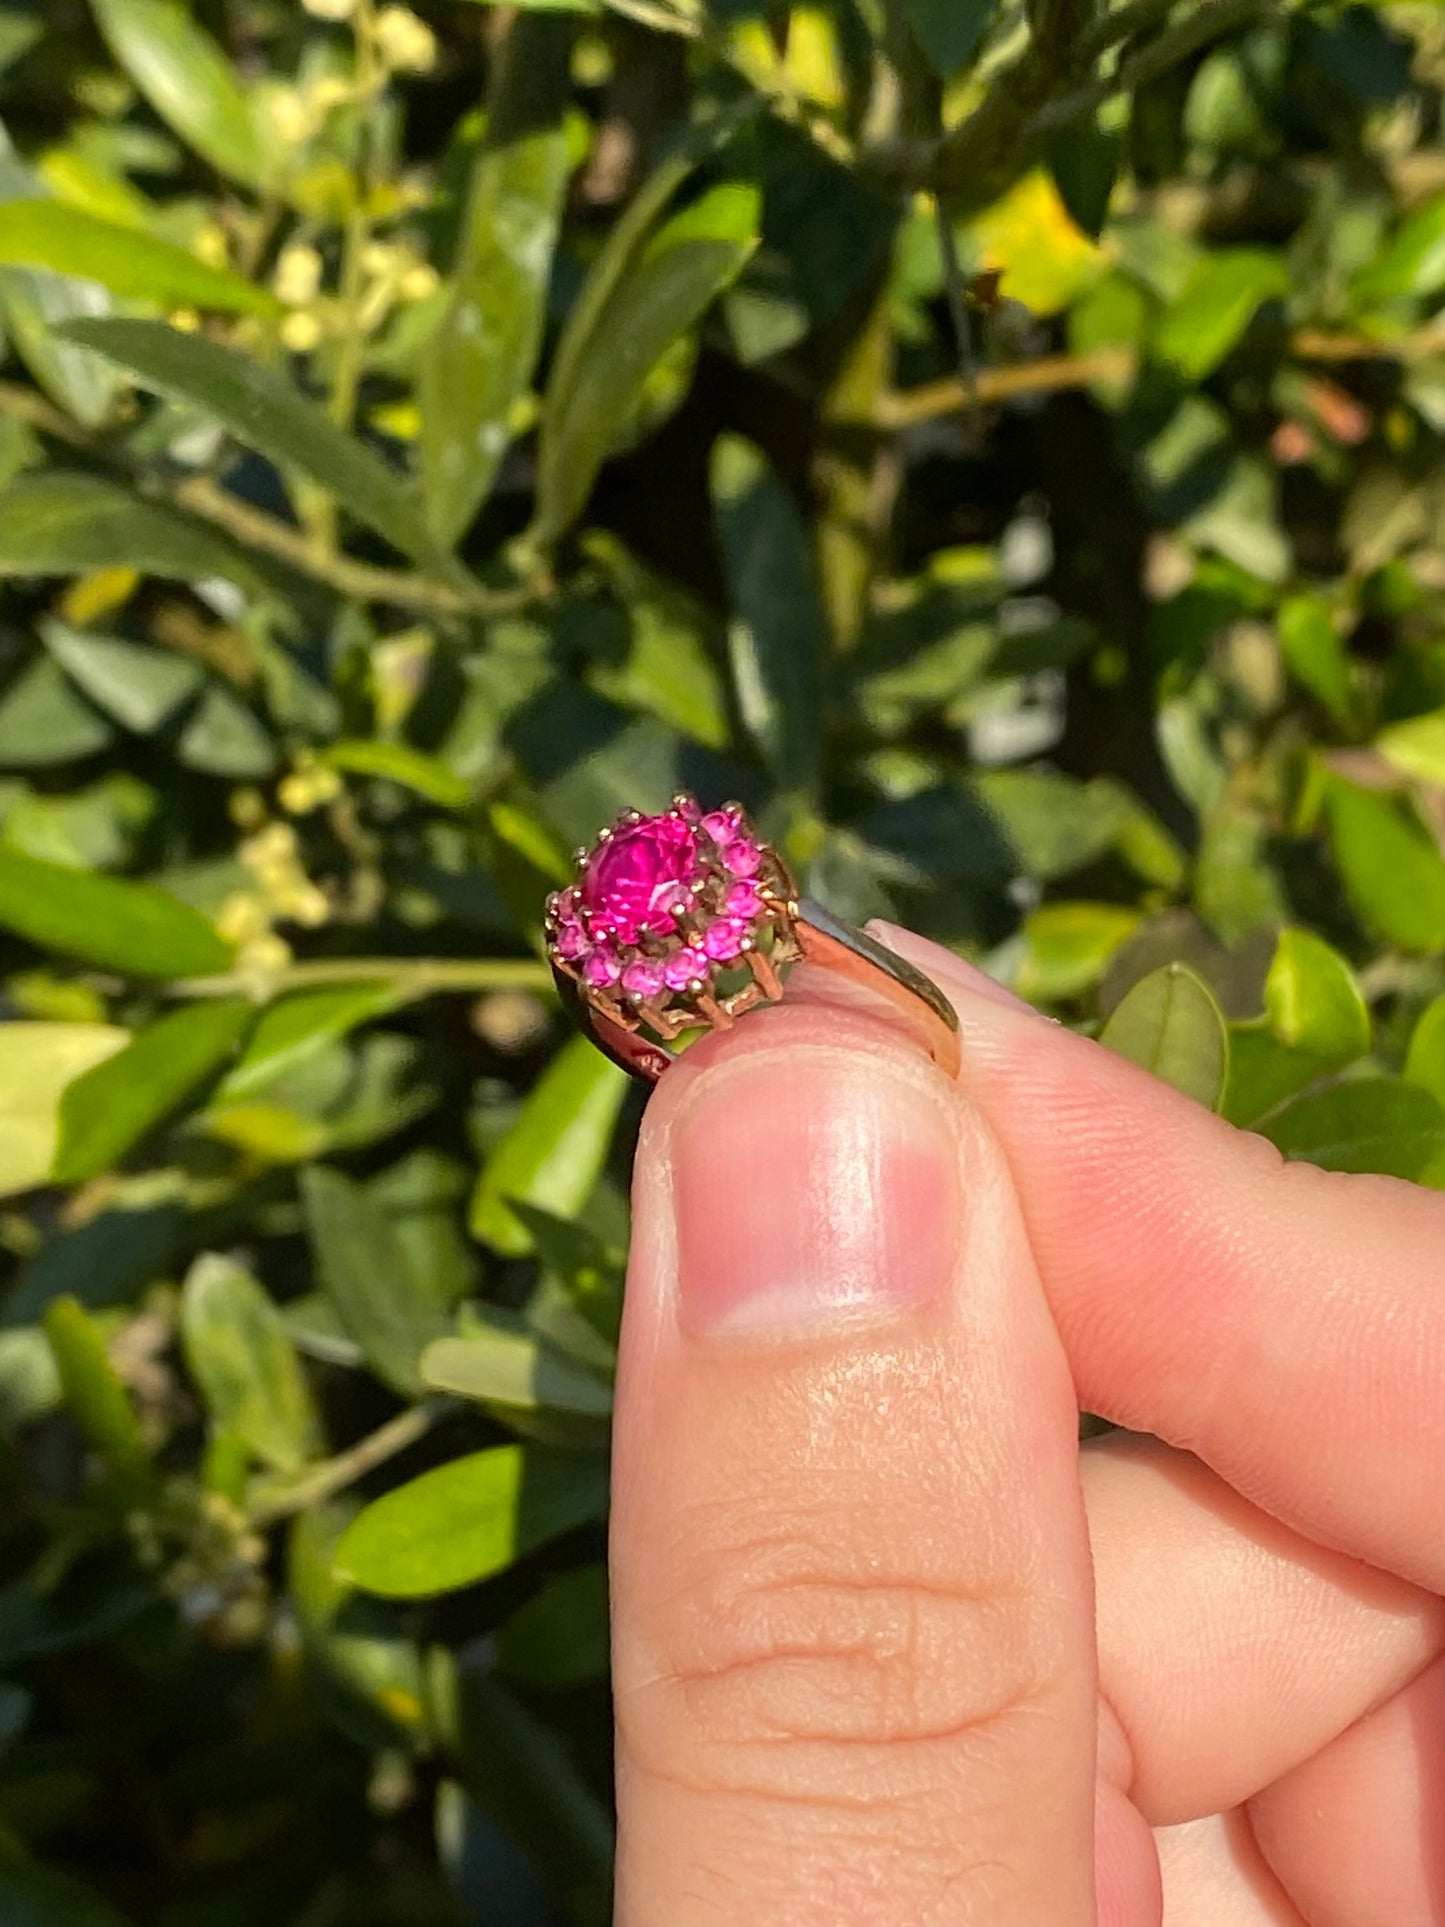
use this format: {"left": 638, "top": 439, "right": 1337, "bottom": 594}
{"left": 544, "top": 797, "right": 961, "bottom": 1083}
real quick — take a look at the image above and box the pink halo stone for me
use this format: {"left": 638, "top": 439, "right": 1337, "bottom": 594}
{"left": 621, "top": 957, "right": 665, "bottom": 1000}
{"left": 663, "top": 945, "right": 706, "bottom": 991}
{"left": 725, "top": 880, "right": 762, "bottom": 919}
{"left": 722, "top": 836, "right": 762, "bottom": 878}
{"left": 703, "top": 916, "right": 747, "bottom": 962}
{"left": 582, "top": 949, "right": 621, "bottom": 989}
{"left": 700, "top": 809, "right": 738, "bottom": 847}
{"left": 579, "top": 813, "right": 701, "bottom": 945}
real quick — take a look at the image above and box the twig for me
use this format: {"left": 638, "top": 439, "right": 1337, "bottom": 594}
{"left": 167, "top": 955, "right": 555, "bottom": 1001}
{"left": 248, "top": 1402, "right": 443, "bottom": 1528}
{"left": 933, "top": 200, "right": 979, "bottom": 412}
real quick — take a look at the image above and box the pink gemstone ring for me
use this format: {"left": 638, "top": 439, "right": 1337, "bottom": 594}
{"left": 545, "top": 796, "right": 961, "bottom": 1081}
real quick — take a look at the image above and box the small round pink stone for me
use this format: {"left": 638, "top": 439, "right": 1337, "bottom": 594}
{"left": 723, "top": 837, "right": 762, "bottom": 879}
{"left": 580, "top": 813, "right": 701, "bottom": 945}
{"left": 725, "top": 880, "right": 762, "bottom": 919}
{"left": 555, "top": 918, "right": 589, "bottom": 962}
{"left": 582, "top": 949, "right": 621, "bottom": 989}
{"left": 621, "top": 958, "right": 665, "bottom": 1000}
{"left": 703, "top": 916, "right": 747, "bottom": 961}
{"left": 663, "top": 946, "right": 705, "bottom": 991}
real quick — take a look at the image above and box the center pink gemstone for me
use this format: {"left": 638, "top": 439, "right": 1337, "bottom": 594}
{"left": 580, "top": 814, "right": 700, "bottom": 944}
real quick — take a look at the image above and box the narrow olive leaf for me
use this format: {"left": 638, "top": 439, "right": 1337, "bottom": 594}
{"left": 0, "top": 137, "right": 118, "bottom": 428}
{"left": 1263, "top": 1077, "right": 1445, "bottom": 1183}
{"left": 0, "top": 203, "right": 279, "bottom": 314}
{"left": 906, "top": 0, "right": 992, "bottom": 80}
{"left": 180, "top": 1254, "right": 318, "bottom": 1475}
{"left": 61, "top": 321, "right": 448, "bottom": 569}
{"left": 1099, "top": 961, "right": 1229, "bottom": 1111}
{"left": 0, "top": 655, "right": 114, "bottom": 767}
{"left": 322, "top": 739, "right": 473, "bottom": 809}
{"left": 0, "top": 1023, "right": 128, "bottom": 1200}
{"left": 710, "top": 433, "right": 825, "bottom": 793}
{"left": 496, "top": 1563, "right": 609, "bottom": 1689}
{"left": 1375, "top": 706, "right": 1445, "bottom": 787}
{"left": 0, "top": 472, "right": 265, "bottom": 594}
{"left": 1263, "top": 927, "right": 1369, "bottom": 1063}
{"left": 43, "top": 1296, "right": 146, "bottom": 1469}
{"left": 53, "top": 999, "right": 253, "bottom": 1184}
{"left": 333, "top": 1444, "right": 608, "bottom": 1598}
{"left": 301, "top": 1166, "right": 446, "bottom": 1395}
{"left": 533, "top": 179, "right": 760, "bottom": 542}
{"left": 0, "top": 846, "right": 234, "bottom": 977}
{"left": 1352, "top": 192, "right": 1445, "bottom": 305}
{"left": 1326, "top": 779, "right": 1445, "bottom": 952}
{"left": 419, "top": 14, "right": 573, "bottom": 544}
{"left": 217, "top": 983, "right": 404, "bottom": 1100}
{"left": 469, "top": 1034, "right": 629, "bottom": 1256}
{"left": 421, "top": 1323, "right": 613, "bottom": 1418}
{"left": 88, "top": 0, "right": 270, "bottom": 190}
{"left": 41, "top": 620, "right": 204, "bottom": 733}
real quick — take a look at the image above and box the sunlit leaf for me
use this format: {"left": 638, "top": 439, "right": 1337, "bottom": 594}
{"left": 1326, "top": 779, "right": 1445, "bottom": 952}
{"left": 41, "top": 621, "right": 203, "bottom": 734}
{"left": 53, "top": 999, "right": 253, "bottom": 1183}
{"left": 0, "top": 1023, "right": 127, "bottom": 1199}
{"left": 62, "top": 320, "right": 450, "bottom": 569}
{"left": 0, "top": 472, "right": 265, "bottom": 594}
{"left": 333, "top": 1444, "right": 607, "bottom": 1598}
{"left": 89, "top": 0, "right": 270, "bottom": 189}
{"left": 322, "top": 739, "right": 473, "bottom": 809}
{"left": 0, "top": 202, "right": 278, "bottom": 314}
{"left": 181, "top": 1253, "right": 318, "bottom": 1474}
{"left": 43, "top": 1295, "right": 146, "bottom": 1470}
{"left": 1154, "top": 248, "right": 1289, "bottom": 378}
{"left": 469, "top": 1034, "right": 629, "bottom": 1255}
{"left": 1404, "top": 993, "right": 1445, "bottom": 1106}
{"left": 218, "top": 983, "right": 404, "bottom": 1099}
{"left": 1263, "top": 1077, "right": 1445, "bottom": 1183}
{"left": 0, "top": 845, "right": 233, "bottom": 976}
{"left": 420, "top": 17, "right": 573, "bottom": 543}
{"left": 301, "top": 1166, "right": 447, "bottom": 1395}
{"left": 1099, "top": 962, "right": 1228, "bottom": 1110}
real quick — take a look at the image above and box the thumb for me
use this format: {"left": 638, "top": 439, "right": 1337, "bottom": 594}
{"left": 609, "top": 999, "right": 1100, "bottom": 1927}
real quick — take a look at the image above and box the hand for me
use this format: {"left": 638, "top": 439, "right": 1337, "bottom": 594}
{"left": 606, "top": 922, "right": 1445, "bottom": 1926}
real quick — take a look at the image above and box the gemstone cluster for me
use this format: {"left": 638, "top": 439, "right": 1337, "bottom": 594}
{"left": 544, "top": 797, "right": 797, "bottom": 1035}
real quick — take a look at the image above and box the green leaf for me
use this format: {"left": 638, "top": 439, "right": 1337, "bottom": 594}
{"left": 52, "top": 999, "right": 253, "bottom": 1184}
{"left": 0, "top": 845, "right": 234, "bottom": 976}
{"left": 301, "top": 1166, "right": 447, "bottom": 1395}
{"left": 289, "top": 1506, "right": 431, "bottom": 1749}
{"left": 1263, "top": 1077, "right": 1445, "bottom": 1182}
{"left": 323, "top": 739, "right": 473, "bottom": 809}
{"left": 0, "top": 1023, "right": 127, "bottom": 1199}
{"left": 710, "top": 434, "right": 825, "bottom": 793}
{"left": 218, "top": 983, "right": 403, "bottom": 1099}
{"left": 62, "top": 320, "right": 448, "bottom": 569}
{"left": 1263, "top": 927, "right": 1369, "bottom": 1061}
{"left": 0, "top": 136, "right": 120, "bottom": 429}
{"left": 1351, "top": 192, "right": 1445, "bottom": 305}
{"left": 1099, "top": 962, "right": 1229, "bottom": 1109}
{"left": 1376, "top": 707, "right": 1445, "bottom": 787}
{"left": 421, "top": 1320, "right": 613, "bottom": 1419}
{"left": 1046, "top": 122, "right": 1122, "bottom": 239}
{"left": 0, "top": 655, "right": 113, "bottom": 767}
{"left": 1016, "top": 901, "right": 1140, "bottom": 1002}
{"left": 88, "top": 0, "right": 270, "bottom": 190}
{"left": 497, "top": 1563, "right": 608, "bottom": 1688}
{"left": 906, "top": 0, "right": 991, "bottom": 79}
{"left": 1404, "top": 993, "right": 1445, "bottom": 1106}
{"left": 333, "top": 1444, "right": 608, "bottom": 1598}
{"left": 1326, "top": 779, "right": 1445, "bottom": 952}
{"left": 180, "top": 1254, "right": 318, "bottom": 1475}
{"left": 43, "top": 1295, "right": 146, "bottom": 1468}
{"left": 174, "top": 684, "right": 278, "bottom": 778}
{"left": 419, "top": 16, "right": 573, "bottom": 544}
{"left": 1154, "top": 249, "right": 1289, "bottom": 379}
{"left": 534, "top": 179, "right": 759, "bottom": 542}
{"left": 0, "top": 472, "right": 264, "bottom": 593}
{"left": 0, "top": 202, "right": 278, "bottom": 314}
{"left": 1278, "top": 593, "right": 1352, "bottom": 721}
{"left": 470, "top": 1034, "right": 629, "bottom": 1255}
{"left": 41, "top": 621, "right": 204, "bottom": 734}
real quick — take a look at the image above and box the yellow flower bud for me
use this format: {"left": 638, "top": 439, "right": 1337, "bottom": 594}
{"left": 302, "top": 0, "right": 355, "bottom": 18}
{"left": 398, "top": 261, "right": 439, "bottom": 302}
{"left": 281, "top": 309, "right": 323, "bottom": 353}
{"left": 275, "top": 242, "right": 323, "bottom": 307}
{"left": 374, "top": 5, "right": 436, "bottom": 73}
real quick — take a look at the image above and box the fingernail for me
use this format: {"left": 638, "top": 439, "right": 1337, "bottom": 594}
{"left": 669, "top": 1045, "right": 960, "bottom": 1336}
{"left": 867, "top": 921, "right": 1040, "bottom": 1017}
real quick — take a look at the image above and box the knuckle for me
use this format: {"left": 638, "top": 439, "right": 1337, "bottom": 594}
{"left": 616, "top": 1496, "right": 1064, "bottom": 1802}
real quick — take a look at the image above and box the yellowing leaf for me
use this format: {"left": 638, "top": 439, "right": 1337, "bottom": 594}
{"left": 967, "top": 169, "right": 1102, "bottom": 317}
{"left": 0, "top": 1022, "right": 129, "bottom": 1198}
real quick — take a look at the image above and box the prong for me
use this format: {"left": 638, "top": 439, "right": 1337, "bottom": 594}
{"left": 695, "top": 990, "right": 732, "bottom": 1028}
{"left": 620, "top": 808, "right": 643, "bottom": 826}
{"left": 689, "top": 876, "right": 708, "bottom": 896}
{"left": 670, "top": 791, "right": 695, "bottom": 812}
{"left": 749, "top": 945, "right": 783, "bottom": 1000}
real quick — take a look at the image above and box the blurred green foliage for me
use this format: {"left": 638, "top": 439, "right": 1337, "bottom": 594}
{"left": 0, "top": 0, "right": 1444, "bottom": 1918}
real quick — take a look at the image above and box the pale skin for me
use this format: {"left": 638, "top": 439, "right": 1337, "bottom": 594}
{"left": 607, "top": 921, "right": 1445, "bottom": 1926}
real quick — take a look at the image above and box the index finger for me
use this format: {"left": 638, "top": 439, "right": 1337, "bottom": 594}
{"left": 875, "top": 923, "right": 1445, "bottom": 1594}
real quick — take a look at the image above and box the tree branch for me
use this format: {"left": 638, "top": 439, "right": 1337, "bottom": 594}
{"left": 167, "top": 954, "right": 555, "bottom": 1001}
